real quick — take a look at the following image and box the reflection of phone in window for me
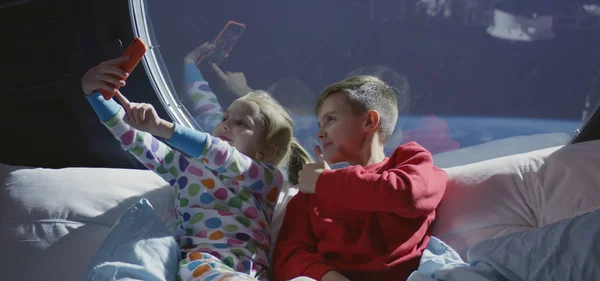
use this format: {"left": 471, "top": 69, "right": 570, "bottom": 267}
{"left": 99, "top": 38, "right": 147, "bottom": 100}
{"left": 196, "top": 21, "right": 246, "bottom": 68}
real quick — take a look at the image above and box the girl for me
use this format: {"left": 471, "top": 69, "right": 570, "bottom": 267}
{"left": 81, "top": 56, "right": 311, "bottom": 281}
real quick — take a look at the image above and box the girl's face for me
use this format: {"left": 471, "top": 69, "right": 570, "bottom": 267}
{"left": 213, "top": 98, "right": 265, "bottom": 159}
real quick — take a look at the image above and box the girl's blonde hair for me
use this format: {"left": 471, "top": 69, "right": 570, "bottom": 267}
{"left": 242, "top": 90, "right": 312, "bottom": 184}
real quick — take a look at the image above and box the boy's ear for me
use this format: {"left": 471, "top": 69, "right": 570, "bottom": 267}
{"left": 363, "top": 109, "right": 381, "bottom": 133}
{"left": 256, "top": 144, "right": 278, "bottom": 163}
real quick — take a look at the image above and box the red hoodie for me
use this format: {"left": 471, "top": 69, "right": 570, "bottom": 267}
{"left": 273, "top": 142, "right": 447, "bottom": 281}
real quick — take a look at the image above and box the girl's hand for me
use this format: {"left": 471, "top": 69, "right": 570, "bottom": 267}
{"left": 115, "top": 91, "right": 175, "bottom": 139}
{"left": 184, "top": 42, "right": 216, "bottom": 64}
{"left": 81, "top": 57, "right": 129, "bottom": 95}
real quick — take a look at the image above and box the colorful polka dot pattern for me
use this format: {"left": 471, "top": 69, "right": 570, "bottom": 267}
{"left": 178, "top": 252, "right": 264, "bottom": 281}
{"left": 186, "top": 80, "right": 224, "bottom": 134}
{"left": 102, "top": 107, "right": 283, "bottom": 279}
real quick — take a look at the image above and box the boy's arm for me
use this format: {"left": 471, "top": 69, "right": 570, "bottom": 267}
{"left": 86, "top": 92, "right": 199, "bottom": 186}
{"left": 315, "top": 143, "right": 447, "bottom": 218}
{"left": 182, "top": 62, "right": 224, "bottom": 133}
{"left": 273, "top": 193, "right": 336, "bottom": 281}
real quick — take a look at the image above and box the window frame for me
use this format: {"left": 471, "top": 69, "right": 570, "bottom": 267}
{"left": 129, "top": 0, "right": 198, "bottom": 130}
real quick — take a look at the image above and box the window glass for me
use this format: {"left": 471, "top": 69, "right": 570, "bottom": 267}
{"left": 132, "top": 0, "right": 600, "bottom": 167}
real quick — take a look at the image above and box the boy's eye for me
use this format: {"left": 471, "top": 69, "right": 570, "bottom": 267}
{"left": 235, "top": 120, "right": 247, "bottom": 127}
{"left": 221, "top": 116, "right": 229, "bottom": 122}
{"left": 327, "top": 116, "right": 334, "bottom": 122}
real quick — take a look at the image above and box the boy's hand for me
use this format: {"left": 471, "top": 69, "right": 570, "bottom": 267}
{"left": 297, "top": 146, "right": 330, "bottom": 194}
{"left": 81, "top": 57, "right": 129, "bottom": 95}
{"left": 212, "top": 63, "right": 253, "bottom": 97}
{"left": 115, "top": 91, "right": 175, "bottom": 139}
{"left": 184, "top": 42, "right": 216, "bottom": 64}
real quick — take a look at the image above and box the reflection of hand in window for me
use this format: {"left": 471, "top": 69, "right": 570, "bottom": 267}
{"left": 184, "top": 42, "right": 216, "bottom": 64}
{"left": 182, "top": 43, "right": 224, "bottom": 133}
{"left": 211, "top": 63, "right": 253, "bottom": 98}
{"left": 181, "top": 46, "right": 252, "bottom": 132}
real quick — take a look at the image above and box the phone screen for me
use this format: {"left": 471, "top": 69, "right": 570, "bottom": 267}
{"left": 197, "top": 21, "right": 246, "bottom": 68}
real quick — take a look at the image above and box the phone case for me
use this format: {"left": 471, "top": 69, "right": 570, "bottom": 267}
{"left": 99, "top": 38, "right": 148, "bottom": 100}
{"left": 196, "top": 20, "right": 246, "bottom": 68}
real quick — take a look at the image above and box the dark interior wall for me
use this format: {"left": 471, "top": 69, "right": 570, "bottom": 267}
{"left": 0, "top": 0, "right": 168, "bottom": 169}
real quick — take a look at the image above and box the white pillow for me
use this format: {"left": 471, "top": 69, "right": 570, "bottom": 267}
{"left": 432, "top": 139, "right": 600, "bottom": 259}
{"left": 270, "top": 182, "right": 299, "bottom": 258}
{"left": 0, "top": 164, "right": 173, "bottom": 281}
{"left": 432, "top": 133, "right": 572, "bottom": 169}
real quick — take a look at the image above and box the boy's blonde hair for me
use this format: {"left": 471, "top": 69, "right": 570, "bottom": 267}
{"left": 243, "top": 90, "right": 312, "bottom": 184}
{"left": 315, "top": 75, "right": 399, "bottom": 142}
{"left": 346, "top": 65, "right": 411, "bottom": 125}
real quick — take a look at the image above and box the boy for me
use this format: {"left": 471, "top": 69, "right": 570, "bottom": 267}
{"left": 273, "top": 76, "right": 447, "bottom": 281}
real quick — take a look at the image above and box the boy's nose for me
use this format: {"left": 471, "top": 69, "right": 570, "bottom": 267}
{"left": 316, "top": 128, "right": 325, "bottom": 139}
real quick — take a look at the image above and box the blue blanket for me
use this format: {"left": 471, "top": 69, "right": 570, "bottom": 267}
{"left": 409, "top": 209, "right": 600, "bottom": 281}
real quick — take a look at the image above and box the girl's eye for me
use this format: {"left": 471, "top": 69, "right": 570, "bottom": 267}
{"left": 236, "top": 120, "right": 248, "bottom": 127}
{"left": 327, "top": 116, "right": 334, "bottom": 122}
{"left": 221, "top": 116, "right": 228, "bottom": 122}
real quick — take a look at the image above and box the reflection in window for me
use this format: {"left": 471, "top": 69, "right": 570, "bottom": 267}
{"left": 131, "top": 0, "right": 600, "bottom": 167}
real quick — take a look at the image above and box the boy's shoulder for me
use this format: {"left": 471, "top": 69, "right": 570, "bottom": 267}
{"left": 287, "top": 191, "right": 312, "bottom": 206}
{"left": 385, "top": 141, "right": 436, "bottom": 168}
{"left": 323, "top": 142, "right": 434, "bottom": 175}
{"left": 391, "top": 141, "right": 431, "bottom": 155}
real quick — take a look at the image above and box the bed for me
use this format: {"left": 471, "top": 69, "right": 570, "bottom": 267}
{"left": 2, "top": 137, "right": 600, "bottom": 281}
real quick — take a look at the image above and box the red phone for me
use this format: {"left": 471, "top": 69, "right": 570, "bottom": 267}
{"left": 99, "top": 38, "right": 148, "bottom": 100}
{"left": 196, "top": 21, "right": 246, "bottom": 68}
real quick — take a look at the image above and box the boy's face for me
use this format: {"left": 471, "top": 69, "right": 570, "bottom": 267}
{"left": 316, "top": 92, "right": 366, "bottom": 164}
